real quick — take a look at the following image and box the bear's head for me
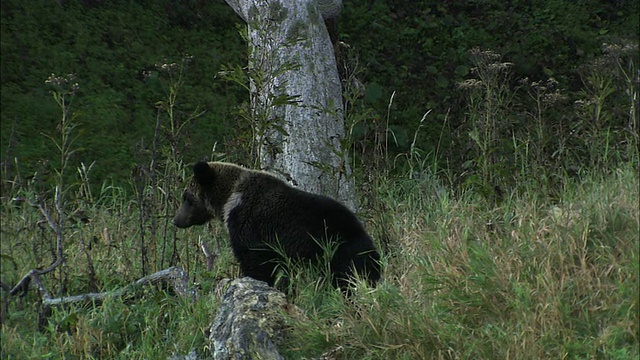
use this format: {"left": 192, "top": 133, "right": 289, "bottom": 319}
{"left": 173, "top": 161, "right": 216, "bottom": 228}
{"left": 173, "top": 161, "right": 244, "bottom": 228}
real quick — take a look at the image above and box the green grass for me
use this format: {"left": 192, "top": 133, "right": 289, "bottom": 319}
{"left": 1, "top": 164, "right": 638, "bottom": 359}
{"left": 282, "top": 164, "right": 639, "bottom": 359}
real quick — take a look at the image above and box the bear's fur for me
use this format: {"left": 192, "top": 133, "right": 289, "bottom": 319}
{"left": 173, "top": 161, "right": 381, "bottom": 290}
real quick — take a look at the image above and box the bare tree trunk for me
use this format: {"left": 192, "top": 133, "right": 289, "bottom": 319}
{"left": 225, "top": 0, "right": 356, "bottom": 211}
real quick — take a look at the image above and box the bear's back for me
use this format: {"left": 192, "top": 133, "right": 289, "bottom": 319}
{"left": 234, "top": 170, "right": 354, "bottom": 218}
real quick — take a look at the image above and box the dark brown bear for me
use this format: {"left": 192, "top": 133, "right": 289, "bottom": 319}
{"left": 173, "top": 161, "right": 380, "bottom": 290}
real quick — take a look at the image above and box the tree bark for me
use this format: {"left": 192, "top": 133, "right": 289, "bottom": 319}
{"left": 209, "top": 277, "right": 303, "bottom": 359}
{"left": 225, "top": 0, "right": 356, "bottom": 211}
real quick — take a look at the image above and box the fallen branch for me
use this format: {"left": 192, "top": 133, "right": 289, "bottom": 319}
{"left": 7, "top": 266, "right": 196, "bottom": 330}
{"left": 9, "top": 269, "right": 51, "bottom": 299}
{"left": 41, "top": 266, "right": 197, "bottom": 307}
{"left": 10, "top": 187, "right": 65, "bottom": 298}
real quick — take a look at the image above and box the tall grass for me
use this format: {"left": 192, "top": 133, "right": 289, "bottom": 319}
{"left": 1, "top": 151, "right": 638, "bottom": 359}
{"left": 0, "top": 67, "right": 222, "bottom": 358}
{"left": 0, "top": 188, "right": 228, "bottom": 358}
{"left": 283, "top": 164, "right": 638, "bottom": 359}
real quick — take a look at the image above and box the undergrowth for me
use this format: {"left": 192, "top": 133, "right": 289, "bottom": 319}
{"left": 1, "top": 164, "right": 637, "bottom": 359}
{"left": 282, "top": 163, "right": 639, "bottom": 359}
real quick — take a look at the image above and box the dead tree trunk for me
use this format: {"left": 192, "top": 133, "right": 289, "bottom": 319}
{"left": 225, "top": 0, "right": 357, "bottom": 211}
{"left": 209, "top": 277, "right": 303, "bottom": 359}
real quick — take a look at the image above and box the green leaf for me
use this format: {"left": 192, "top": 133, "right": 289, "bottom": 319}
{"left": 455, "top": 65, "right": 469, "bottom": 77}
{"left": 364, "top": 82, "right": 384, "bottom": 103}
{"left": 436, "top": 75, "right": 449, "bottom": 88}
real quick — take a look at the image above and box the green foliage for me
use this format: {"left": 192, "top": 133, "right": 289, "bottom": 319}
{"left": 1, "top": 0, "right": 638, "bottom": 199}
{"left": 1, "top": 0, "right": 246, "bottom": 189}
{"left": 282, "top": 164, "right": 639, "bottom": 359}
{"left": 1, "top": 289, "right": 215, "bottom": 359}
{"left": 3, "top": 157, "right": 636, "bottom": 358}
{"left": 340, "top": 0, "right": 639, "bottom": 173}
{"left": 0, "top": 51, "right": 229, "bottom": 358}
{"left": 0, "top": 175, "right": 230, "bottom": 358}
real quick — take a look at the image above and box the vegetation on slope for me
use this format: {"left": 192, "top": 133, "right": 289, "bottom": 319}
{"left": 0, "top": 0, "right": 638, "bottom": 359}
{"left": 1, "top": 161, "right": 637, "bottom": 359}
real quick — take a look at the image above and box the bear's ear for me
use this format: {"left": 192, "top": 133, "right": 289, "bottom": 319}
{"left": 193, "top": 161, "right": 215, "bottom": 186}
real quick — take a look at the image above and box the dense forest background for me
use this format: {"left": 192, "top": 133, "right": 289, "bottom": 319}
{"left": 1, "top": 0, "right": 638, "bottom": 193}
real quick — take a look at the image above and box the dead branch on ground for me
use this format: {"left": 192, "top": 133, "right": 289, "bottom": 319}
{"left": 41, "top": 266, "right": 197, "bottom": 307}
{"left": 10, "top": 187, "right": 65, "bottom": 298}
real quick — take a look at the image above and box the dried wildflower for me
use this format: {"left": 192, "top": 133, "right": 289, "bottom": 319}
{"left": 573, "top": 99, "right": 595, "bottom": 108}
{"left": 457, "top": 78, "right": 483, "bottom": 90}
{"left": 583, "top": 40, "right": 638, "bottom": 78}
{"left": 602, "top": 41, "right": 638, "bottom": 58}
{"left": 469, "top": 47, "right": 501, "bottom": 65}
{"left": 542, "top": 90, "right": 567, "bottom": 105}
{"left": 45, "top": 73, "right": 79, "bottom": 94}
{"left": 487, "top": 62, "right": 514, "bottom": 72}
{"left": 45, "top": 73, "right": 63, "bottom": 86}
{"left": 531, "top": 78, "right": 559, "bottom": 92}
{"left": 155, "top": 60, "right": 179, "bottom": 74}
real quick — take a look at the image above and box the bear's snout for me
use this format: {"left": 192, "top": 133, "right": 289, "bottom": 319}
{"left": 172, "top": 214, "right": 187, "bottom": 228}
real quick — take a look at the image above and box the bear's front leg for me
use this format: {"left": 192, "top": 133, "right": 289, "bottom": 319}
{"left": 233, "top": 245, "right": 279, "bottom": 286}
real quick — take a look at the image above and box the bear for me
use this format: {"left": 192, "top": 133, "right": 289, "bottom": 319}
{"left": 173, "top": 161, "right": 381, "bottom": 291}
